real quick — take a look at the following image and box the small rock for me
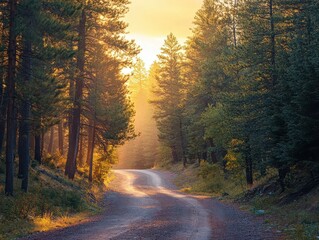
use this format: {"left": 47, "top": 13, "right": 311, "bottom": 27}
{"left": 255, "top": 209, "right": 265, "bottom": 215}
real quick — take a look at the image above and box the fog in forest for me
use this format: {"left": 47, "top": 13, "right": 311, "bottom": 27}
{"left": 116, "top": 60, "right": 159, "bottom": 169}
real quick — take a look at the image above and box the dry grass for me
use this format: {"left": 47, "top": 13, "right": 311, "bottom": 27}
{"left": 172, "top": 162, "right": 247, "bottom": 197}
{"left": 0, "top": 162, "right": 106, "bottom": 240}
{"left": 167, "top": 162, "right": 319, "bottom": 239}
{"left": 33, "top": 212, "right": 91, "bottom": 232}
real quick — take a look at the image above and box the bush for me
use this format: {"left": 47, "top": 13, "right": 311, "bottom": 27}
{"left": 196, "top": 162, "right": 225, "bottom": 193}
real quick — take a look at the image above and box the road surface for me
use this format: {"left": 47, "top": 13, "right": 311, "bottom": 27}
{"left": 21, "top": 169, "right": 282, "bottom": 240}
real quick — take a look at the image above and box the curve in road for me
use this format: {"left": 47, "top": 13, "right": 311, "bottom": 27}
{"left": 20, "top": 169, "right": 282, "bottom": 240}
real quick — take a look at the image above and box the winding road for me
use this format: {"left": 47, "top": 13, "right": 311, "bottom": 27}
{"left": 21, "top": 170, "right": 282, "bottom": 240}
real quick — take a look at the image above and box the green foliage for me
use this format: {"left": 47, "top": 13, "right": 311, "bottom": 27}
{"left": 173, "top": 0, "right": 319, "bottom": 189}
{"left": 197, "top": 162, "right": 224, "bottom": 193}
{"left": 151, "top": 33, "right": 186, "bottom": 164}
{"left": 0, "top": 165, "right": 92, "bottom": 239}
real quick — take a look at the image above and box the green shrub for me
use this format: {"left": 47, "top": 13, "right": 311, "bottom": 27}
{"left": 196, "top": 162, "right": 225, "bottom": 193}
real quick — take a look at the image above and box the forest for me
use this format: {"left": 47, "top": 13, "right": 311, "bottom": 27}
{"left": 150, "top": 0, "right": 319, "bottom": 190}
{"left": 0, "top": 0, "right": 139, "bottom": 195}
{"left": 0, "top": 0, "right": 318, "bottom": 239}
{"left": 124, "top": 0, "right": 319, "bottom": 191}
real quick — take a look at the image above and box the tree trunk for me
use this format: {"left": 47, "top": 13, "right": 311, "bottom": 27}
{"left": 5, "top": 0, "right": 17, "bottom": 196}
{"left": 47, "top": 126, "right": 54, "bottom": 155}
{"left": 269, "top": 0, "right": 277, "bottom": 87}
{"left": 232, "top": 0, "right": 238, "bottom": 48}
{"left": 171, "top": 146, "right": 179, "bottom": 163}
{"left": 0, "top": 20, "right": 7, "bottom": 155}
{"left": 65, "top": 9, "right": 86, "bottom": 179}
{"left": 0, "top": 72, "right": 6, "bottom": 155}
{"left": 245, "top": 142, "right": 253, "bottom": 186}
{"left": 78, "top": 127, "right": 84, "bottom": 167}
{"left": 179, "top": 117, "right": 187, "bottom": 167}
{"left": 30, "top": 133, "right": 35, "bottom": 155}
{"left": 19, "top": 10, "right": 32, "bottom": 192}
{"left": 245, "top": 155, "right": 253, "bottom": 186}
{"left": 40, "top": 131, "right": 44, "bottom": 160}
{"left": 18, "top": 122, "right": 24, "bottom": 178}
{"left": 34, "top": 134, "right": 41, "bottom": 164}
{"left": 278, "top": 167, "right": 289, "bottom": 192}
{"left": 208, "top": 138, "right": 218, "bottom": 164}
{"left": 86, "top": 119, "right": 93, "bottom": 165}
{"left": 88, "top": 120, "right": 96, "bottom": 182}
{"left": 58, "top": 121, "right": 63, "bottom": 155}
{"left": 0, "top": 102, "right": 6, "bottom": 155}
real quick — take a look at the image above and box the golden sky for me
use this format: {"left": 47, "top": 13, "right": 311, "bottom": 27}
{"left": 125, "top": 0, "right": 203, "bottom": 69}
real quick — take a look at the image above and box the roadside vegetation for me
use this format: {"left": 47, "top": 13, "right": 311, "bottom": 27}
{"left": 0, "top": 0, "right": 318, "bottom": 239}
{"left": 0, "top": 156, "right": 107, "bottom": 240}
{"left": 145, "top": 0, "right": 319, "bottom": 239}
{"left": 168, "top": 162, "right": 319, "bottom": 239}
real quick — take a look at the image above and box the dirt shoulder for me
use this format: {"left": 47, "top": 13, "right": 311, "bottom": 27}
{"left": 165, "top": 163, "right": 319, "bottom": 239}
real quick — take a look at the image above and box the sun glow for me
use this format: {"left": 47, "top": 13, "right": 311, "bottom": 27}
{"left": 125, "top": 0, "right": 202, "bottom": 70}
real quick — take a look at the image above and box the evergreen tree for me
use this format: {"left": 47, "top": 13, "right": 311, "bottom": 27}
{"left": 151, "top": 33, "right": 186, "bottom": 166}
{"left": 4, "top": 0, "right": 17, "bottom": 196}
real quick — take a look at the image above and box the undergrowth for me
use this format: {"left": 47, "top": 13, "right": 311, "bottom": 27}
{"left": 171, "top": 162, "right": 319, "bottom": 240}
{"left": 0, "top": 157, "right": 105, "bottom": 240}
{"left": 173, "top": 161, "right": 247, "bottom": 197}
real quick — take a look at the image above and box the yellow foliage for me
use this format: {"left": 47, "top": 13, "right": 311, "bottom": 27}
{"left": 230, "top": 138, "right": 243, "bottom": 146}
{"left": 33, "top": 213, "right": 89, "bottom": 232}
{"left": 224, "top": 150, "right": 240, "bottom": 171}
{"left": 33, "top": 212, "right": 53, "bottom": 232}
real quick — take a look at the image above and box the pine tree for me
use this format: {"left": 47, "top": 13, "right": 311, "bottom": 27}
{"left": 151, "top": 33, "right": 186, "bottom": 165}
{"left": 4, "top": 0, "right": 17, "bottom": 196}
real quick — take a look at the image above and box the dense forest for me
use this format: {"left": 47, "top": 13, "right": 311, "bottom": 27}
{"left": 0, "top": 0, "right": 138, "bottom": 195}
{"left": 0, "top": 0, "right": 318, "bottom": 238}
{"left": 149, "top": 0, "right": 319, "bottom": 191}
{"left": 0, "top": 0, "right": 317, "bottom": 195}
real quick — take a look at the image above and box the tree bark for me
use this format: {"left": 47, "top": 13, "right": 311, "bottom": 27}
{"left": 86, "top": 119, "right": 93, "bottom": 165}
{"left": 47, "top": 126, "right": 54, "bottom": 155}
{"left": 88, "top": 120, "right": 96, "bottom": 182}
{"left": 269, "top": 0, "right": 277, "bottom": 87}
{"left": 5, "top": 0, "right": 17, "bottom": 196}
{"left": 58, "top": 121, "right": 63, "bottom": 155}
{"left": 34, "top": 134, "right": 41, "bottom": 164}
{"left": 78, "top": 127, "right": 84, "bottom": 167}
{"left": 179, "top": 117, "right": 187, "bottom": 167}
{"left": 0, "top": 13, "right": 8, "bottom": 155}
{"left": 232, "top": 0, "right": 238, "bottom": 48}
{"left": 171, "top": 146, "right": 179, "bottom": 163}
{"left": 30, "top": 132, "right": 35, "bottom": 155}
{"left": 0, "top": 45, "right": 7, "bottom": 155}
{"left": 0, "top": 99, "right": 6, "bottom": 155}
{"left": 208, "top": 138, "right": 218, "bottom": 164}
{"left": 245, "top": 143, "right": 253, "bottom": 186}
{"left": 19, "top": 9, "right": 32, "bottom": 192}
{"left": 65, "top": 9, "right": 86, "bottom": 179}
{"left": 278, "top": 167, "right": 289, "bottom": 192}
{"left": 40, "top": 131, "right": 44, "bottom": 160}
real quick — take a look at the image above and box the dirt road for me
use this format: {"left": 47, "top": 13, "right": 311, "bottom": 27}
{"left": 21, "top": 170, "right": 282, "bottom": 240}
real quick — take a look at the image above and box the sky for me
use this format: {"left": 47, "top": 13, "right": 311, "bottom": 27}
{"left": 124, "top": 0, "right": 203, "bottom": 70}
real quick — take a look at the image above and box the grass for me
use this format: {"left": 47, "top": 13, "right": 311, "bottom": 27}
{"left": 246, "top": 187, "right": 319, "bottom": 239}
{"left": 172, "top": 162, "right": 247, "bottom": 197}
{"left": 0, "top": 160, "right": 105, "bottom": 240}
{"left": 169, "top": 162, "right": 319, "bottom": 240}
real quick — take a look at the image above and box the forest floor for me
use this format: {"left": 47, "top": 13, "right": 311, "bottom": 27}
{"left": 0, "top": 162, "right": 104, "bottom": 240}
{"left": 169, "top": 163, "right": 319, "bottom": 240}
